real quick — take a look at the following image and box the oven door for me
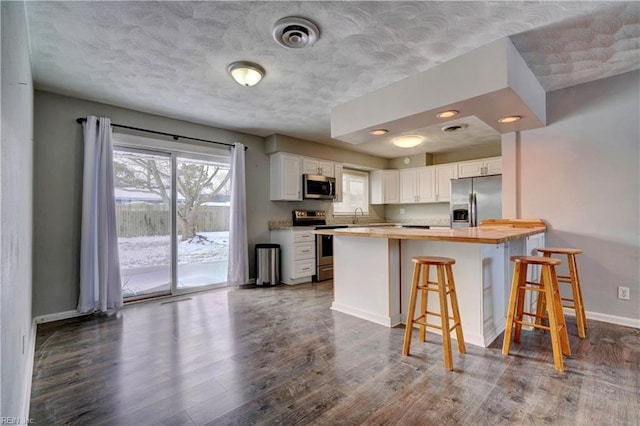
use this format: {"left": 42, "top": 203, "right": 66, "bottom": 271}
{"left": 316, "top": 234, "right": 334, "bottom": 266}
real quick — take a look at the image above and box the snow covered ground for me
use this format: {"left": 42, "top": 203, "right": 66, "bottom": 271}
{"left": 118, "top": 231, "right": 229, "bottom": 297}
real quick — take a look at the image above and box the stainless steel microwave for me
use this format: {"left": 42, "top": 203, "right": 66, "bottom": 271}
{"left": 303, "top": 174, "right": 336, "bottom": 200}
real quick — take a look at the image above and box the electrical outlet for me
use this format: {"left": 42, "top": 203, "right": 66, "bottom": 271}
{"left": 618, "top": 286, "right": 630, "bottom": 300}
{"left": 400, "top": 208, "right": 405, "bottom": 215}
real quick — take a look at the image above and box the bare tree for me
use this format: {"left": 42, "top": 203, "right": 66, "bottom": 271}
{"left": 114, "top": 154, "right": 230, "bottom": 240}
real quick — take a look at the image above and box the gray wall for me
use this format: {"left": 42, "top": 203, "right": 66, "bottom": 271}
{"left": 1, "top": 1, "right": 34, "bottom": 416}
{"left": 33, "top": 91, "right": 268, "bottom": 317}
{"left": 503, "top": 70, "right": 640, "bottom": 324}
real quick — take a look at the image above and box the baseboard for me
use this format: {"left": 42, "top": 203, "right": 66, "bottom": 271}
{"left": 330, "top": 302, "right": 393, "bottom": 327}
{"left": 34, "top": 309, "right": 87, "bottom": 324}
{"left": 21, "top": 319, "right": 37, "bottom": 419}
{"left": 577, "top": 309, "right": 640, "bottom": 329}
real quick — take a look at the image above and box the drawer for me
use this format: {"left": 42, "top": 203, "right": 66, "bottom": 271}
{"left": 293, "top": 231, "right": 314, "bottom": 243}
{"left": 293, "top": 259, "right": 315, "bottom": 278}
{"left": 293, "top": 242, "right": 315, "bottom": 260}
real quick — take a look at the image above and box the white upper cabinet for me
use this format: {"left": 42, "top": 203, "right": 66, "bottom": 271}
{"left": 458, "top": 156, "right": 502, "bottom": 178}
{"left": 484, "top": 157, "right": 502, "bottom": 176}
{"left": 270, "top": 152, "right": 302, "bottom": 201}
{"left": 333, "top": 163, "right": 343, "bottom": 203}
{"left": 370, "top": 170, "right": 400, "bottom": 204}
{"left": 400, "top": 167, "right": 435, "bottom": 203}
{"left": 302, "top": 158, "right": 335, "bottom": 177}
{"left": 434, "top": 163, "right": 458, "bottom": 202}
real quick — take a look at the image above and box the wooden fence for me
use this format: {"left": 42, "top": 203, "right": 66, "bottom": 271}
{"left": 116, "top": 205, "right": 230, "bottom": 237}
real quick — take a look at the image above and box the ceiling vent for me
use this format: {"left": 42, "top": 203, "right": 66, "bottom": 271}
{"left": 441, "top": 124, "right": 469, "bottom": 133}
{"left": 272, "top": 17, "right": 320, "bottom": 49}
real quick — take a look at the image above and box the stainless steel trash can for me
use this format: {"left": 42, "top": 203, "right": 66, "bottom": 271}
{"left": 255, "top": 243, "right": 280, "bottom": 286}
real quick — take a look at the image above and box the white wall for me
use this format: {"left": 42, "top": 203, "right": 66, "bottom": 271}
{"left": 1, "top": 1, "right": 35, "bottom": 417}
{"left": 503, "top": 70, "right": 640, "bottom": 326}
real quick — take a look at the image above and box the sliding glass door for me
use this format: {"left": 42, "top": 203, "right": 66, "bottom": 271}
{"left": 113, "top": 147, "right": 230, "bottom": 300}
{"left": 176, "top": 156, "right": 230, "bottom": 290}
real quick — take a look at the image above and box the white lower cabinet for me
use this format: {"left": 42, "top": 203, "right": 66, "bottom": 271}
{"left": 270, "top": 229, "right": 316, "bottom": 284}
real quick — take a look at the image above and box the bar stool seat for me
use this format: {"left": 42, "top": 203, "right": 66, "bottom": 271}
{"left": 503, "top": 256, "right": 571, "bottom": 372}
{"left": 402, "top": 256, "right": 465, "bottom": 371}
{"left": 536, "top": 248, "right": 587, "bottom": 338}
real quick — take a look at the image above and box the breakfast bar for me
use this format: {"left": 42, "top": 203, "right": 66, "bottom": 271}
{"left": 314, "top": 224, "right": 547, "bottom": 347}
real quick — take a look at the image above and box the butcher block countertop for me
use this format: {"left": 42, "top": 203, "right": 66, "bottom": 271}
{"left": 314, "top": 224, "right": 546, "bottom": 245}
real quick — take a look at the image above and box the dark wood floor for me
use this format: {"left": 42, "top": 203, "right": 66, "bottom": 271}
{"left": 31, "top": 281, "right": 639, "bottom": 425}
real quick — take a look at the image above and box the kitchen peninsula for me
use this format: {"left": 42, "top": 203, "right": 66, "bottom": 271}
{"left": 314, "top": 224, "right": 547, "bottom": 347}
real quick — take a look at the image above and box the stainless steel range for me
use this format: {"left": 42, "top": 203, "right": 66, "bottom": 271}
{"left": 291, "top": 210, "right": 347, "bottom": 281}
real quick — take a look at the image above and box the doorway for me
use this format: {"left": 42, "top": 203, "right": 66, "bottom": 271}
{"left": 113, "top": 147, "right": 231, "bottom": 300}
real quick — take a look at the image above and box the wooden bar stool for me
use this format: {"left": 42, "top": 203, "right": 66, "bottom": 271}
{"left": 536, "top": 248, "right": 587, "bottom": 338}
{"left": 402, "top": 256, "right": 465, "bottom": 370}
{"left": 503, "top": 256, "right": 571, "bottom": 372}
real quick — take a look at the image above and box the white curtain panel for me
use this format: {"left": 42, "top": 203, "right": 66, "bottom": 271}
{"left": 228, "top": 142, "right": 249, "bottom": 285}
{"left": 78, "top": 116, "right": 123, "bottom": 313}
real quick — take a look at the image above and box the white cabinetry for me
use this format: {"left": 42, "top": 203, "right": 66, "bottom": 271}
{"left": 434, "top": 163, "right": 458, "bottom": 202}
{"left": 333, "top": 163, "right": 343, "bottom": 203}
{"left": 302, "top": 158, "right": 335, "bottom": 177}
{"left": 399, "top": 167, "right": 435, "bottom": 203}
{"left": 458, "top": 156, "right": 502, "bottom": 178}
{"left": 270, "top": 153, "right": 302, "bottom": 201}
{"left": 370, "top": 170, "right": 400, "bottom": 204}
{"left": 270, "top": 229, "right": 316, "bottom": 285}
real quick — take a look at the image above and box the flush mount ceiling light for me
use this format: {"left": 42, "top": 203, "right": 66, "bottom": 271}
{"left": 392, "top": 135, "right": 423, "bottom": 148}
{"left": 227, "top": 61, "right": 265, "bottom": 87}
{"left": 272, "top": 17, "right": 320, "bottom": 49}
{"left": 498, "top": 115, "right": 522, "bottom": 123}
{"left": 436, "top": 110, "right": 459, "bottom": 119}
{"left": 370, "top": 128, "right": 388, "bottom": 136}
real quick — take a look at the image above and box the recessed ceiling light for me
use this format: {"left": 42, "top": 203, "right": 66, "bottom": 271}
{"left": 370, "top": 129, "right": 388, "bottom": 136}
{"left": 436, "top": 110, "right": 459, "bottom": 119}
{"left": 392, "top": 135, "right": 423, "bottom": 148}
{"left": 227, "top": 61, "right": 265, "bottom": 87}
{"left": 498, "top": 115, "right": 522, "bottom": 123}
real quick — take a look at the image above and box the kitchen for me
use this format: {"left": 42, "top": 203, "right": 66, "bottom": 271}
{"left": 4, "top": 1, "right": 639, "bottom": 423}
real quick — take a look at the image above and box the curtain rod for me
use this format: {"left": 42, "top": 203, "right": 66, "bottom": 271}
{"left": 75, "top": 118, "right": 248, "bottom": 150}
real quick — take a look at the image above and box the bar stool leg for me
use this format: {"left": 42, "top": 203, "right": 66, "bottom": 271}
{"left": 568, "top": 255, "right": 587, "bottom": 338}
{"left": 437, "top": 265, "right": 453, "bottom": 371}
{"left": 419, "top": 264, "right": 429, "bottom": 343}
{"left": 513, "top": 264, "right": 529, "bottom": 343}
{"left": 446, "top": 264, "right": 466, "bottom": 354}
{"left": 541, "top": 265, "right": 565, "bottom": 371}
{"left": 503, "top": 263, "right": 523, "bottom": 355}
{"left": 549, "top": 265, "right": 571, "bottom": 356}
{"left": 403, "top": 263, "right": 421, "bottom": 356}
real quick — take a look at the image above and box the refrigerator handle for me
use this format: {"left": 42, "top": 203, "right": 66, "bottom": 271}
{"left": 471, "top": 192, "right": 477, "bottom": 227}
{"left": 468, "top": 192, "right": 474, "bottom": 226}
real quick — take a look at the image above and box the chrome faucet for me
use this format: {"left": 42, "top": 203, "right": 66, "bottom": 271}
{"left": 353, "top": 207, "right": 364, "bottom": 224}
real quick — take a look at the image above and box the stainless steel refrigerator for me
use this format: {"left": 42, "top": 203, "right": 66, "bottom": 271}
{"left": 450, "top": 175, "right": 502, "bottom": 228}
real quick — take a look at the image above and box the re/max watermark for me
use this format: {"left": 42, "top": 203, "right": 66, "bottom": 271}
{"left": 1, "top": 418, "right": 34, "bottom": 425}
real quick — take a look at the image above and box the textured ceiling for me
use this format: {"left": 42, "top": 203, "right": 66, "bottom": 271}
{"left": 25, "top": 1, "right": 640, "bottom": 158}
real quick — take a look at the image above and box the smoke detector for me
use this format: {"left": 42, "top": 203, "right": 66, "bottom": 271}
{"left": 272, "top": 17, "right": 320, "bottom": 49}
{"left": 441, "top": 124, "right": 469, "bottom": 133}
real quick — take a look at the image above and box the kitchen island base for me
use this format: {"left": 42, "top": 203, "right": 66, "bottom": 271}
{"left": 328, "top": 229, "right": 545, "bottom": 348}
